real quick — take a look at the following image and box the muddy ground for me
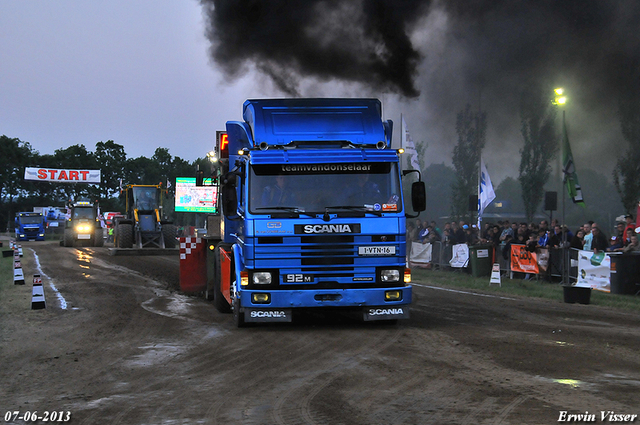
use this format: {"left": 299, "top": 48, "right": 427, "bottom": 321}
{"left": 1, "top": 239, "right": 639, "bottom": 424}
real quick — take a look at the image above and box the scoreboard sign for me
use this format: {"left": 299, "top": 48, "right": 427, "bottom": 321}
{"left": 24, "top": 168, "right": 101, "bottom": 184}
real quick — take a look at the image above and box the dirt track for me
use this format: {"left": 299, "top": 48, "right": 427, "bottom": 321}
{"left": 1, "top": 240, "right": 639, "bottom": 424}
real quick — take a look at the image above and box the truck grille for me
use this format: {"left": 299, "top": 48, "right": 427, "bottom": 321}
{"left": 252, "top": 233, "right": 402, "bottom": 284}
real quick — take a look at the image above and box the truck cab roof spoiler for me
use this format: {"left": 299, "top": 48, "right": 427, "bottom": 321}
{"left": 231, "top": 98, "right": 393, "bottom": 150}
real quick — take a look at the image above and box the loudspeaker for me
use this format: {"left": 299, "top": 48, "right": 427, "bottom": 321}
{"left": 468, "top": 194, "right": 478, "bottom": 212}
{"left": 544, "top": 191, "right": 557, "bottom": 211}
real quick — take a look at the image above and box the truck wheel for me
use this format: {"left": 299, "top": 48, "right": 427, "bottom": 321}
{"left": 94, "top": 228, "right": 104, "bottom": 247}
{"left": 213, "top": 244, "right": 232, "bottom": 313}
{"left": 162, "top": 224, "right": 177, "bottom": 248}
{"left": 63, "top": 229, "right": 74, "bottom": 247}
{"left": 117, "top": 224, "right": 133, "bottom": 248}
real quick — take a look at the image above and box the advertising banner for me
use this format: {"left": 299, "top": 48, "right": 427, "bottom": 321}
{"left": 24, "top": 167, "right": 101, "bottom": 184}
{"left": 510, "top": 245, "right": 539, "bottom": 274}
{"left": 450, "top": 244, "right": 469, "bottom": 268}
{"left": 409, "top": 242, "right": 432, "bottom": 266}
{"left": 576, "top": 250, "right": 610, "bottom": 292}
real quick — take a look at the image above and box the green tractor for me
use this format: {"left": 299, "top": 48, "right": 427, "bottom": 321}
{"left": 114, "top": 184, "right": 177, "bottom": 249}
{"left": 63, "top": 201, "right": 105, "bottom": 247}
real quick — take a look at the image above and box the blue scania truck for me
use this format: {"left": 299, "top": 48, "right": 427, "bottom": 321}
{"left": 15, "top": 212, "right": 46, "bottom": 241}
{"left": 203, "top": 98, "right": 425, "bottom": 327}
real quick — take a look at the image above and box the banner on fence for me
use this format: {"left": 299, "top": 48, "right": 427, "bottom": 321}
{"left": 410, "top": 242, "right": 432, "bottom": 266}
{"left": 576, "top": 250, "right": 610, "bottom": 292}
{"left": 510, "top": 245, "right": 539, "bottom": 274}
{"left": 450, "top": 244, "right": 469, "bottom": 268}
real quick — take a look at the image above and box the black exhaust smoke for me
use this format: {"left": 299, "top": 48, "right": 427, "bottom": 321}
{"left": 200, "top": 0, "right": 428, "bottom": 98}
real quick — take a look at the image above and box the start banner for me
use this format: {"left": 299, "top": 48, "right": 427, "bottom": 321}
{"left": 24, "top": 167, "right": 101, "bottom": 184}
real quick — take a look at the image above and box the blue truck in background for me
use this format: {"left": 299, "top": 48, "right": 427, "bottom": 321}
{"left": 202, "top": 98, "right": 425, "bottom": 326}
{"left": 15, "top": 212, "right": 46, "bottom": 241}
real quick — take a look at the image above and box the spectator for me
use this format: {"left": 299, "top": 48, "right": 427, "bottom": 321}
{"left": 406, "top": 221, "right": 418, "bottom": 244}
{"left": 624, "top": 214, "right": 636, "bottom": 236}
{"left": 622, "top": 234, "right": 640, "bottom": 253}
{"left": 591, "top": 223, "right": 609, "bottom": 253}
{"left": 623, "top": 228, "right": 635, "bottom": 246}
{"left": 537, "top": 228, "right": 550, "bottom": 247}
{"left": 570, "top": 229, "right": 585, "bottom": 250}
{"left": 430, "top": 220, "right": 441, "bottom": 235}
{"left": 453, "top": 222, "right": 466, "bottom": 244}
{"left": 526, "top": 232, "right": 538, "bottom": 252}
{"left": 499, "top": 221, "right": 514, "bottom": 242}
{"left": 608, "top": 235, "right": 623, "bottom": 252}
{"left": 427, "top": 225, "right": 441, "bottom": 242}
{"left": 614, "top": 221, "right": 626, "bottom": 240}
{"left": 562, "top": 225, "right": 574, "bottom": 243}
{"left": 519, "top": 222, "right": 530, "bottom": 240}
{"left": 548, "top": 225, "right": 562, "bottom": 247}
{"left": 465, "top": 225, "right": 478, "bottom": 245}
{"left": 442, "top": 222, "right": 453, "bottom": 244}
{"left": 540, "top": 219, "right": 549, "bottom": 233}
{"left": 514, "top": 225, "right": 527, "bottom": 245}
{"left": 418, "top": 222, "right": 430, "bottom": 243}
{"left": 583, "top": 222, "right": 593, "bottom": 251}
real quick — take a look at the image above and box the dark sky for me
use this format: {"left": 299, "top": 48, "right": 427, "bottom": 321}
{"left": 201, "top": 0, "right": 640, "bottom": 182}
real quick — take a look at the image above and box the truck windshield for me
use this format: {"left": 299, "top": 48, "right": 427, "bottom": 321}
{"left": 19, "top": 216, "right": 43, "bottom": 224}
{"left": 72, "top": 208, "right": 94, "bottom": 219}
{"left": 249, "top": 162, "right": 402, "bottom": 214}
{"left": 132, "top": 187, "right": 158, "bottom": 210}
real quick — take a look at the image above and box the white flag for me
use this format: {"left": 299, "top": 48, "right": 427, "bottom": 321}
{"left": 402, "top": 116, "right": 421, "bottom": 170}
{"left": 478, "top": 157, "right": 496, "bottom": 216}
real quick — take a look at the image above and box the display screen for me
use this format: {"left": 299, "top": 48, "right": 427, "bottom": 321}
{"left": 174, "top": 177, "right": 218, "bottom": 213}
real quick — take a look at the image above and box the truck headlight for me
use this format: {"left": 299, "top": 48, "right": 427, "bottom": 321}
{"left": 253, "top": 272, "right": 272, "bottom": 285}
{"left": 380, "top": 269, "right": 400, "bottom": 282}
{"left": 75, "top": 224, "right": 92, "bottom": 233}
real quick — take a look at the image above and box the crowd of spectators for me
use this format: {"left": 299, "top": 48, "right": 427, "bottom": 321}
{"left": 408, "top": 215, "right": 640, "bottom": 256}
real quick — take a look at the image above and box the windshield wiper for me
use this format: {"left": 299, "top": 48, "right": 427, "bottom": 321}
{"left": 255, "top": 206, "right": 316, "bottom": 218}
{"left": 324, "top": 205, "right": 382, "bottom": 217}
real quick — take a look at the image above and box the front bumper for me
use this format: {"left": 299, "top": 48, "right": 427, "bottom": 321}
{"left": 239, "top": 286, "right": 411, "bottom": 322}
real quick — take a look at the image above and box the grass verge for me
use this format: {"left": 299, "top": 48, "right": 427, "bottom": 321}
{"left": 412, "top": 268, "right": 640, "bottom": 313}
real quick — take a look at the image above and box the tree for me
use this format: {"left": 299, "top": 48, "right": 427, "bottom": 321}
{"left": 451, "top": 104, "right": 487, "bottom": 221}
{"left": 94, "top": 140, "right": 127, "bottom": 198}
{"left": 0, "top": 135, "right": 36, "bottom": 230}
{"left": 612, "top": 68, "right": 640, "bottom": 214}
{"left": 422, "top": 163, "right": 456, "bottom": 223}
{"left": 518, "top": 85, "right": 558, "bottom": 222}
{"left": 50, "top": 144, "right": 100, "bottom": 203}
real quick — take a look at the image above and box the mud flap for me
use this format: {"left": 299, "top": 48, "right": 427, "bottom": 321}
{"left": 244, "top": 308, "right": 293, "bottom": 323}
{"left": 363, "top": 306, "right": 410, "bottom": 321}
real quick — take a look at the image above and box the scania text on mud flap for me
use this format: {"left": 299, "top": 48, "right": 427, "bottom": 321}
{"left": 192, "top": 98, "right": 426, "bottom": 327}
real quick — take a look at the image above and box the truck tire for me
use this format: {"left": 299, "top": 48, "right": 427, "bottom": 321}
{"left": 63, "top": 229, "right": 75, "bottom": 247}
{"left": 213, "top": 244, "right": 232, "bottom": 313}
{"left": 117, "top": 224, "right": 133, "bottom": 248}
{"left": 94, "top": 228, "right": 104, "bottom": 247}
{"left": 162, "top": 224, "right": 177, "bottom": 248}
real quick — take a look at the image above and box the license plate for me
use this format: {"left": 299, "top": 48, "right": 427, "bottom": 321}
{"left": 283, "top": 273, "right": 314, "bottom": 283}
{"left": 77, "top": 234, "right": 91, "bottom": 240}
{"left": 358, "top": 246, "right": 395, "bottom": 256}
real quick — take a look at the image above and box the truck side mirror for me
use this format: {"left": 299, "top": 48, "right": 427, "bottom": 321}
{"left": 221, "top": 182, "right": 237, "bottom": 217}
{"left": 411, "top": 181, "right": 426, "bottom": 212}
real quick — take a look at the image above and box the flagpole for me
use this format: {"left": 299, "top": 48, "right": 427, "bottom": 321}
{"left": 562, "top": 110, "right": 568, "bottom": 285}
